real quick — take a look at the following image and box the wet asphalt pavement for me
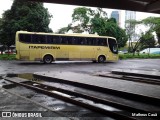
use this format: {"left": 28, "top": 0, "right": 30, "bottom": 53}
{"left": 0, "top": 59, "right": 160, "bottom": 75}
{"left": 0, "top": 59, "right": 160, "bottom": 120}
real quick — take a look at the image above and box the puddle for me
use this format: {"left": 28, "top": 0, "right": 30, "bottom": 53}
{"left": 2, "top": 73, "right": 117, "bottom": 118}
{"left": 6, "top": 73, "right": 35, "bottom": 80}
{"left": 5, "top": 73, "right": 42, "bottom": 83}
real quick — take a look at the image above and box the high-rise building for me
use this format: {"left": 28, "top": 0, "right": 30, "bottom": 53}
{"left": 125, "top": 10, "right": 136, "bottom": 41}
{"left": 111, "top": 11, "right": 121, "bottom": 26}
{"left": 125, "top": 11, "right": 136, "bottom": 21}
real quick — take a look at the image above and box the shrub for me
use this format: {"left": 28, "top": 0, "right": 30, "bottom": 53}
{"left": 119, "top": 53, "right": 160, "bottom": 60}
{"left": 0, "top": 54, "right": 16, "bottom": 60}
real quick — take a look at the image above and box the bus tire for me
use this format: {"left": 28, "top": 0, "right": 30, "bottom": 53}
{"left": 43, "top": 55, "right": 53, "bottom": 64}
{"left": 98, "top": 55, "right": 106, "bottom": 63}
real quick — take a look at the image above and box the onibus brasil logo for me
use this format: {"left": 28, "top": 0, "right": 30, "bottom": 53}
{"left": 1, "top": 112, "right": 42, "bottom": 118}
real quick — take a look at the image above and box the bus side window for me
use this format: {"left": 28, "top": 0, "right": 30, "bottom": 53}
{"left": 72, "top": 37, "right": 78, "bottom": 45}
{"left": 19, "top": 34, "right": 24, "bottom": 42}
{"left": 77, "top": 37, "right": 85, "bottom": 45}
{"left": 97, "top": 38, "right": 102, "bottom": 46}
{"left": 82, "top": 38, "right": 86, "bottom": 45}
{"left": 91, "top": 38, "right": 97, "bottom": 45}
{"left": 47, "top": 35, "right": 59, "bottom": 44}
{"left": 32, "top": 34, "right": 46, "bottom": 44}
{"left": 19, "top": 34, "right": 31, "bottom": 43}
{"left": 66, "top": 37, "right": 73, "bottom": 45}
{"left": 95, "top": 38, "right": 99, "bottom": 45}
{"left": 61, "top": 37, "right": 69, "bottom": 44}
{"left": 53, "top": 36, "right": 60, "bottom": 44}
{"left": 47, "top": 35, "right": 53, "bottom": 44}
{"left": 101, "top": 38, "right": 107, "bottom": 46}
{"left": 64, "top": 37, "right": 68, "bottom": 44}
{"left": 83, "top": 38, "right": 87, "bottom": 45}
{"left": 97, "top": 38, "right": 107, "bottom": 46}
{"left": 86, "top": 38, "right": 94, "bottom": 45}
{"left": 32, "top": 35, "right": 41, "bottom": 44}
{"left": 32, "top": 35, "right": 38, "bottom": 43}
{"left": 39, "top": 35, "right": 46, "bottom": 44}
{"left": 91, "top": 38, "right": 96, "bottom": 45}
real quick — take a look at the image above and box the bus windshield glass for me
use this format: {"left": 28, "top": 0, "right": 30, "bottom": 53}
{"left": 108, "top": 38, "right": 118, "bottom": 54}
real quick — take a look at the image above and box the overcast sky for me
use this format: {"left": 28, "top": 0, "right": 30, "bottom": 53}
{"left": 1, "top": 0, "right": 160, "bottom": 32}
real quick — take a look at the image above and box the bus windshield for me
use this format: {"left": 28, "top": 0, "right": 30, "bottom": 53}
{"left": 108, "top": 38, "right": 118, "bottom": 54}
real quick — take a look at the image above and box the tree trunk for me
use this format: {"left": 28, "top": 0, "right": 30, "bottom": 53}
{"left": 148, "top": 47, "right": 150, "bottom": 57}
{"left": 7, "top": 46, "right": 10, "bottom": 56}
{"left": 156, "top": 32, "right": 160, "bottom": 45}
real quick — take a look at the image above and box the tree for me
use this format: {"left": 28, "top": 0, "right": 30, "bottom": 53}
{"left": 0, "top": 0, "right": 52, "bottom": 48}
{"left": 0, "top": 18, "right": 2, "bottom": 27}
{"left": 56, "top": 24, "right": 72, "bottom": 34}
{"left": 142, "top": 17, "right": 160, "bottom": 45}
{"left": 71, "top": 7, "right": 94, "bottom": 33}
{"left": 125, "top": 19, "right": 144, "bottom": 53}
{"left": 125, "top": 19, "right": 141, "bottom": 52}
{"left": 91, "top": 17, "right": 127, "bottom": 47}
{"left": 125, "top": 17, "right": 158, "bottom": 54}
{"left": 139, "top": 32, "right": 156, "bottom": 50}
{"left": 65, "top": 7, "right": 128, "bottom": 48}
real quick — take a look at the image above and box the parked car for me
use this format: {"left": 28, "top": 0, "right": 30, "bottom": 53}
{"left": 118, "top": 50, "right": 128, "bottom": 54}
{"left": 3, "top": 50, "right": 16, "bottom": 54}
{"left": 140, "top": 48, "right": 160, "bottom": 54}
{"left": 152, "top": 51, "right": 160, "bottom": 54}
{"left": 0, "top": 51, "right": 5, "bottom": 54}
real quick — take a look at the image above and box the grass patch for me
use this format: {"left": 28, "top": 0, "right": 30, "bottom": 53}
{"left": 0, "top": 54, "right": 160, "bottom": 60}
{"left": 0, "top": 54, "right": 16, "bottom": 60}
{"left": 119, "top": 53, "right": 160, "bottom": 60}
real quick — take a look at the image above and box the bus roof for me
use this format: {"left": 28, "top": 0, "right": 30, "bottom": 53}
{"left": 16, "top": 31, "right": 116, "bottom": 39}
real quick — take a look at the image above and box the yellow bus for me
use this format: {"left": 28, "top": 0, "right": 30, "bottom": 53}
{"left": 16, "top": 31, "right": 118, "bottom": 63}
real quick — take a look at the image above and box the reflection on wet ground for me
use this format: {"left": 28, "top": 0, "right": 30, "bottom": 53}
{"left": 1, "top": 73, "right": 113, "bottom": 119}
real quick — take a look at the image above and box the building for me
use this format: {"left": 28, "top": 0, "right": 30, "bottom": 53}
{"left": 125, "top": 11, "right": 136, "bottom": 21}
{"left": 125, "top": 10, "right": 136, "bottom": 42}
{"left": 111, "top": 11, "right": 121, "bottom": 26}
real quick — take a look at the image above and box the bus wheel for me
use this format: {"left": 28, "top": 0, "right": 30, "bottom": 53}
{"left": 98, "top": 55, "right": 106, "bottom": 63}
{"left": 43, "top": 55, "right": 53, "bottom": 64}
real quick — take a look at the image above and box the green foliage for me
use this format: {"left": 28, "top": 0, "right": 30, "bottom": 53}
{"left": 141, "top": 17, "right": 160, "bottom": 45}
{"left": 125, "top": 18, "right": 158, "bottom": 53}
{"left": 71, "top": 7, "right": 93, "bottom": 33}
{"left": 125, "top": 19, "right": 141, "bottom": 40}
{"left": 119, "top": 53, "right": 160, "bottom": 60}
{"left": 0, "top": 0, "right": 52, "bottom": 47}
{"left": 139, "top": 32, "right": 156, "bottom": 50}
{"left": 0, "top": 54, "right": 16, "bottom": 60}
{"left": 142, "top": 17, "right": 160, "bottom": 29}
{"left": 72, "top": 7, "right": 91, "bottom": 25}
{"left": 57, "top": 24, "right": 72, "bottom": 34}
{"left": 57, "top": 27, "right": 69, "bottom": 34}
{"left": 91, "top": 18, "right": 128, "bottom": 47}
{"left": 125, "top": 19, "right": 141, "bottom": 27}
{"left": 125, "top": 19, "right": 140, "bottom": 53}
{"left": 68, "top": 7, "right": 128, "bottom": 48}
